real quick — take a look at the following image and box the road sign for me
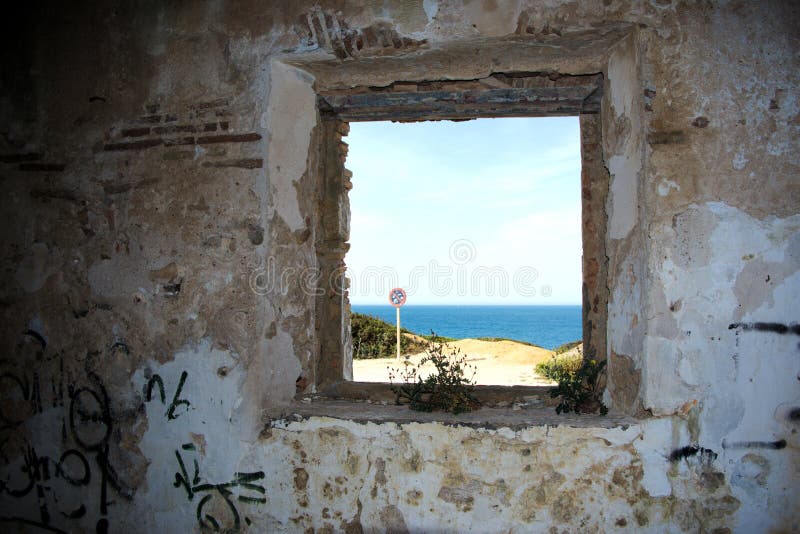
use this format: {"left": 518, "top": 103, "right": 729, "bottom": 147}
{"left": 389, "top": 288, "right": 407, "bottom": 360}
{"left": 389, "top": 287, "right": 407, "bottom": 308}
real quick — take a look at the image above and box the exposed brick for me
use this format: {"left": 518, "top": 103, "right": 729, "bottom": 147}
{"left": 197, "top": 133, "right": 261, "bottom": 145}
{"left": 121, "top": 127, "right": 151, "bottom": 137}
{"left": 18, "top": 163, "right": 66, "bottom": 172}
{"left": 163, "top": 136, "right": 195, "bottom": 147}
{"left": 0, "top": 153, "right": 42, "bottom": 163}
{"left": 190, "top": 97, "right": 230, "bottom": 110}
{"left": 202, "top": 158, "right": 263, "bottom": 169}
{"left": 104, "top": 139, "right": 163, "bottom": 151}
{"left": 153, "top": 124, "right": 196, "bottom": 135}
{"left": 203, "top": 123, "right": 218, "bottom": 132}
{"left": 219, "top": 121, "right": 229, "bottom": 131}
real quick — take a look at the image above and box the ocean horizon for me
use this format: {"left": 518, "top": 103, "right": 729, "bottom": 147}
{"left": 351, "top": 304, "right": 581, "bottom": 350}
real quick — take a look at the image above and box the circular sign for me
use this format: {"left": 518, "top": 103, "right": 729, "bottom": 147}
{"left": 388, "top": 287, "right": 407, "bottom": 308}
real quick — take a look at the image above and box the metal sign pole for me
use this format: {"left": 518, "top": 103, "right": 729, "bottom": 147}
{"left": 396, "top": 307, "right": 401, "bottom": 361}
{"left": 388, "top": 287, "right": 407, "bottom": 362}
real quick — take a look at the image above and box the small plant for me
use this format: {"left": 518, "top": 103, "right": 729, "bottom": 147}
{"left": 536, "top": 345, "right": 608, "bottom": 415}
{"left": 388, "top": 334, "right": 480, "bottom": 414}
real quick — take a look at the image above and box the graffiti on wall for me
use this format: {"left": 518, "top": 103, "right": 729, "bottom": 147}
{"left": 172, "top": 442, "right": 266, "bottom": 530}
{"left": 144, "top": 370, "right": 191, "bottom": 420}
{"left": 142, "top": 360, "right": 267, "bottom": 530}
{"left": 1, "top": 332, "right": 267, "bottom": 531}
{"left": 0, "top": 332, "right": 133, "bottom": 533}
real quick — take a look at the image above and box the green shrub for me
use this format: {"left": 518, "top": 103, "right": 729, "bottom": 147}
{"left": 536, "top": 346, "right": 608, "bottom": 415}
{"left": 350, "top": 312, "right": 426, "bottom": 359}
{"left": 388, "top": 335, "right": 480, "bottom": 414}
{"left": 536, "top": 351, "right": 583, "bottom": 377}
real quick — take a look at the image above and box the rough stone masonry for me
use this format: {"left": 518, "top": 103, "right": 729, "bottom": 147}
{"left": 0, "top": 1, "right": 797, "bottom": 532}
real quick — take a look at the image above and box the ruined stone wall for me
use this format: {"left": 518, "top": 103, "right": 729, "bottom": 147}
{"left": 0, "top": 1, "right": 797, "bottom": 532}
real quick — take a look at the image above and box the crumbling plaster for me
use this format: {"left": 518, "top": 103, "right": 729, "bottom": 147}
{"left": 0, "top": 1, "right": 798, "bottom": 532}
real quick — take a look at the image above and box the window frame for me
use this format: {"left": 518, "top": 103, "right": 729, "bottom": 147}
{"left": 309, "top": 73, "right": 610, "bottom": 407}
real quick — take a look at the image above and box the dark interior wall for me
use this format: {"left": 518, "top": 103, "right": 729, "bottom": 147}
{"left": 0, "top": 2, "right": 797, "bottom": 532}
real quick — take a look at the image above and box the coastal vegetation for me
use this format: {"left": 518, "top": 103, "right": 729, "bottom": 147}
{"left": 351, "top": 313, "right": 605, "bottom": 415}
{"left": 388, "top": 335, "right": 480, "bottom": 414}
{"left": 535, "top": 344, "right": 608, "bottom": 415}
{"left": 351, "top": 312, "right": 427, "bottom": 358}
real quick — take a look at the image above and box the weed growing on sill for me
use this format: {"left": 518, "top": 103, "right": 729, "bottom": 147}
{"left": 536, "top": 345, "right": 608, "bottom": 415}
{"left": 388, "top": 334, "right": 480, "bottom": 414}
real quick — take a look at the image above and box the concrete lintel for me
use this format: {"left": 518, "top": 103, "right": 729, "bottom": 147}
{"left": 318, "top": 81, "right": 602, "bottom": 121}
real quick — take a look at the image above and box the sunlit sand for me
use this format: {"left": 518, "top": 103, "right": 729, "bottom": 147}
{"left": 353, "top": 337, "right": 558, "bottom": 386}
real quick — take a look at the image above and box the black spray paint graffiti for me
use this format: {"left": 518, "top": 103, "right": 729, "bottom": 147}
{"left": 144, "top": 371, "right": 191, "bottom": 419}
{"left": 0, "top": 346, "right": 133, "bottom": 534}
{"left": 0, "top": 443, "right": 91, "bottom": 529}
{"left": 669, "top": 445, "right": 718, "bottom": 463}
{"left": 721, "top": 439, "right": 787, "bottom": 450}
{"left": 143, "top": 370, "right": 268, "bottom": 530}
{"left": 728, "top": 322, "right": 800, "bottom": 336}
{"left": 173, "top": 443, "right": 266, "bottom": 530}
{"left": 0, "top": 332, "right": 61, "bottom": 432}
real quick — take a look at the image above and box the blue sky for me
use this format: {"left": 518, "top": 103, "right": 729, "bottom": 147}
{"left": 344, "top": 116, "right": 582, "bottom": 305}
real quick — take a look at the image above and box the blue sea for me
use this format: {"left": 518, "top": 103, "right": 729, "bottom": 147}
{"left": 351, "top": 305, "right": 581, "bottom": 350}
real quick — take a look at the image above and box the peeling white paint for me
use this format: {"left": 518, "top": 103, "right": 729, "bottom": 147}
{"left": 463, "top": 0, "right": 522, "bottom": 36}
{"left": 634, "top": 418, "right": 673, "bottom": 497}
{"left": 422, "top": 0, "right": 438, "bottom": 21}
{"left": 263, "top": 417, "right": 651, "bottom": 532}
{"left": 266, "top": 61, "right": 317, "bottom": 232}
{"left": 129, "top": 340, "right": 246, "bottom": 529}
{"left": 608, "top": 153, "right": 640, "bottom": 238}
{"left": 657, "top": 178, "right": 680, "bottom": 196}
{"left": 606, "top": 36, "right": 643, "bottom": 240}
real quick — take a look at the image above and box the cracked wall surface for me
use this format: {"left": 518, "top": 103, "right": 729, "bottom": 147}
{"left": 0, "top": 1, "right": 798, "bottom": 532}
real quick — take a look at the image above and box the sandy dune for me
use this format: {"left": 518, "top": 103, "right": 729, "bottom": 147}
{"left": 353, "top": 337, "right": 558, "bottom": 386}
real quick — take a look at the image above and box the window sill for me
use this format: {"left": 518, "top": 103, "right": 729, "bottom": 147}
{"left": 316, "top": 381, "right": 561, "bottom": 408}
{"left": 274, "top": 389, "right": 637, "bottom": 431}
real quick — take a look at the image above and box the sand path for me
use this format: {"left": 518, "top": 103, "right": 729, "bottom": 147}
{"left": 353, "top": 338, "right": 557, "bottom": 386}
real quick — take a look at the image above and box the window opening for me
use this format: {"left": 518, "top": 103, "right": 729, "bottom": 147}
{"left": 311, "top": 72, "right": 608, "bottom": 406}
{"left": 344, "top": 117, "right": 583, "bottom": 386}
